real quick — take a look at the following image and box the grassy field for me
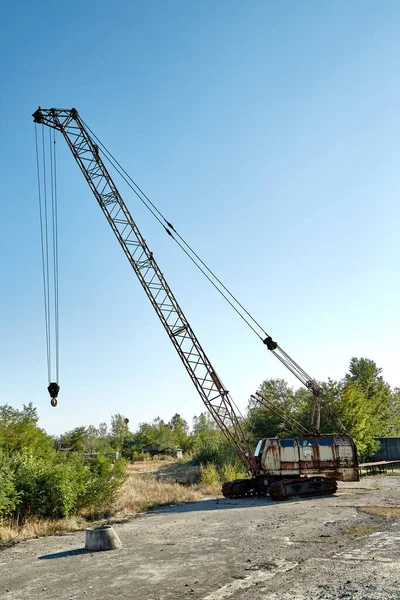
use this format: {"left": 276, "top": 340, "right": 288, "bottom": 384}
{"left": 0, "top": 460, "right": 220, "bottom": 543}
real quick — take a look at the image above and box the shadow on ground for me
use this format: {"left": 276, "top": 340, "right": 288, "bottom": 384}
{"left": 151, "top": 493, "right": 337, "bottom": 515}
{"left": 152, "top": 497, "right": 274, "bottom": 514}
{"left": 38, "top": 548, "right": 89, "bottom": 560}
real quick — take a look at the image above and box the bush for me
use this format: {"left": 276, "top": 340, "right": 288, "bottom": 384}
{"left": 13, "top": 455, "right": 80, "bottom": 519}
{"left": 195, "top": 435, "right": 247, "bottom": 485}
{"left": 0, "top": 453, "right": 19, "bottom": 520}
{"left": 220, "top": 463, "right": 246, "bottom": 483}
{"left": 151, "top": 454, "right": 175, "bottom": 462}
{"left": 193, "top": 436, "right": 244, "bottom": 471}
{"left": 77, "top": 455, "right": 127, "bottom": 517}
{"left": 8, "top": 453, "right": 127, "bottom": 521}
{"left": 131, "top": 451, "right": 152, "bottom": 462}
{"left": 200, "top": 463, "right": 220, "bottom": 485}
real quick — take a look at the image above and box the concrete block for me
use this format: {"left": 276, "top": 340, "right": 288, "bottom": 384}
{"left": 85, "top": 526, "right": 122, "bottom": 551}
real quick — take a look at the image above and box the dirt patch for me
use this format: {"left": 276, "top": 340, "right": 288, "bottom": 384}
{"left": 128, "top": 459, "right": 174, "bottom": 472}
{"left": 343, "top": 523, "right": 381, "bottom": 538}
{"left": 359, "top": 505, "right": 400, "bottom": 518}
{"left": 114, "top": 472, "right": 204, "bottom": 515}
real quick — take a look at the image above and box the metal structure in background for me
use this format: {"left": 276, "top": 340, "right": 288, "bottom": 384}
{"left": 33, "top": 107, "right": 257, "bottom": 473}
{"left": 252, "top": 392, "right": 310, "bottom": 437}
{"left": 262, "top": 336, "right": 322, "bottom": 434}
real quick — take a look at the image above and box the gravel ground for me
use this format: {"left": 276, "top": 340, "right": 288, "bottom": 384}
{"left": 1, "top": 476, "right": 399, "bottom": 600}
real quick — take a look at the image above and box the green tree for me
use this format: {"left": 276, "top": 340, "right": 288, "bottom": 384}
{"left": 192, "top": 412, "right": 217, "bottom": 437}
{"left": 347, "top": 357, "right": 392, "bottom": 437}
{"left": 0, "top": 403, "right": 54, "bottom": 459}
{"left": 245, "top": 379, "right": 299, "bottom": 444}
{"left": 0, "top": 452, "right": 19, "bottom": 520}
{"left": 320, "top": 379, "right": 378, "bottom": 457}
{"left": 167, "top": 413, "right": 191, "bottom": 451}
{"left": 110, "top": 414, "right": 130, "bottom": 450}
{"left": 59, "top": 426, "right": 88, "bottom": 452}
{"left": 388, "top": 388, "right": 400, "bottom": 436}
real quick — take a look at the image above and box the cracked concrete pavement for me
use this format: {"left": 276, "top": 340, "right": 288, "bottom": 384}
{"left": 1, "top": 476, "right": 400, "bottom": 599}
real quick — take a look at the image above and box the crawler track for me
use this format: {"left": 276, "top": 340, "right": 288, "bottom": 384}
{"left": 269, "top": 477, "right": 338, "bottom": 501}
{"left": 222, "top": 477, "right": 338, "bottom": 501}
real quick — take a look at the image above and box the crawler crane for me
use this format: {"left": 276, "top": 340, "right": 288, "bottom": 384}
{"left": 33, "top": 107, "right": 359, "bottom": 500}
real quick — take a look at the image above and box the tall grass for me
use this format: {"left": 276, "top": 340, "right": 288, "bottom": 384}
{"left": 0, "top": 461, "right": 220, "bottom": 543}
{"left": 194, "top": 437, "right": 247, "bottom": 484}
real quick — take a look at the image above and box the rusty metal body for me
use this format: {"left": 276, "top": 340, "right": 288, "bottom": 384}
{"left": 222, "top": 434, "right": 358, "bottom": 500}
{"left": 256, "top": 434, "right": 359, "bottom": 482}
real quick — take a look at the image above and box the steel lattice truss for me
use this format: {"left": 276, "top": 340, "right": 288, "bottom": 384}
{"left": 33, "top": 107, "right": 257, "bottom": 473}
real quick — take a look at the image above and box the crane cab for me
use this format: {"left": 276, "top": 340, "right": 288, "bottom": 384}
{"left": 255, "top": 434, "right": 359, "bottom": 482}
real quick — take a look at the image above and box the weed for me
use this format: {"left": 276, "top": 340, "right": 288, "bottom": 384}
{"left": 359, "top": 506, "right": 400, "bottom": 518}
{"left": 344, "top": 524, "right": 380, "bottom": 538}
{"left": 200, "top": 464, "right": 220, "bottom": 485}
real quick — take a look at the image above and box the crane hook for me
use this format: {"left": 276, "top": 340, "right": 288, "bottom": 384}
{"left": 48, "top": 382, "right": 60, "bottom": 408}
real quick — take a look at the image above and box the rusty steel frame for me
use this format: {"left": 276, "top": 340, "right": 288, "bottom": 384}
{"left": 32, "top": 107, "right": 257, "bottom": 473}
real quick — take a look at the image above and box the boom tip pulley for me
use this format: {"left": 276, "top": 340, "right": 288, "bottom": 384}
{"left": 32, "top": 107, "right": 43, "bottom": 123}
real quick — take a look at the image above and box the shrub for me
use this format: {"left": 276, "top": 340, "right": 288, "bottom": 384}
{"left": 77, "top": 455, "right": 127, "bottom": 517}
{"left": 0, "top": 453, "right": 19, "bottom": 520}
{"left": 13, "top": 456, "right": 80, "bottom": 519}
{"left": 220, "top": 463, "right": 246, "bottom": 483}
{"left": 151, "top": 454, "right": 174, "bottom": 462}
{"left": 200, "top": 463, "right": 220, "bottom": 485}
{"left": 131, "top": 451, "right": 152, "bottom": 462}
{"left": 193, "top": 436, "right": 244, "bottom": 471}
{"left": 195, "top": 435, "right": 247, "bottom": 485}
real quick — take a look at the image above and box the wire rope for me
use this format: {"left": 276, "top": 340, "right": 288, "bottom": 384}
{"left": 49, "top": 127, "right": 60, "bottom": 382}
{"left": 79, "top": 119, "right": 326, "bottom": 398}
{"left": 77, "top": 118, "right": 340, "bottom": 431}
{"left": 35, "top": 125, "right": 51, "bottom": 383}
{"left": 81, "top": 119, "right": 269, "bottom": 341}
{"left": 35, "top": 124, "right": 60, "bottom": 386}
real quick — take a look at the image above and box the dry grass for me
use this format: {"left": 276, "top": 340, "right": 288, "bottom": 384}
{"left": 115, "top": 473, "right": 203, "bottom": 516}
{"left": 0, "top": 460, "right": 221, "bottom": 544}
{"left": 344, "top": 524, "right": 381, "bottom": 538}
{"left": 128, "top": 460, "right": 204, "bottom": 485}
{"left": 359, "top": 506, "right": 400, "bottom": 518}
{"left": 128, "top": 460, "right": 167, "bottom": 473}
{"left": 0, "top": 516, "right": 84, "bottom": 543}
{"left": 115, "top": 463, "right": 220, "bottom": 516}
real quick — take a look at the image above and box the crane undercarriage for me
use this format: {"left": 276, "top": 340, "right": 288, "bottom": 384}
{"left": 222, "top": 476, "right": 338, "bottom": 501}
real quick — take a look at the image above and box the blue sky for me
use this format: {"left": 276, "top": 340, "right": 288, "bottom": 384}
{"left": 1, "top": 1, "right": 399, "bottom": 435}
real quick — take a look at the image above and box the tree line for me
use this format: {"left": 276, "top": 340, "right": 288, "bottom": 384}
{"left": 59, "top": 357, "right": 398, "bottom": 461}
{"left": 1, "top": 356, "right": 398, "bottom": 524}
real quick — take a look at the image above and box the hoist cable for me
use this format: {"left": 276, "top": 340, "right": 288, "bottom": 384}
{"left": 49, "top": 128, "right": 60, "bottom": 382}
{"left": 35, "top": 124, "right": 60, "bottom": 386}
{"left": 81, "top": 119, "right": 264, "bottom": 341}
{"left": 79, "top": 119, "right": 324, "bottom": 403}
{"left": 105, "top": 148, "right": 263, "bottom": 340}
{"left": 35, "top": 125, "right": 51, "bottom": 382}
{"left": 80, "top": 119, "right": 269, "bottom": 341}
{"left": 99, "top": 150, "right": 263, "bottom": 340}
{"left": 41, "top": 126, "right": 52, "bottom": 380}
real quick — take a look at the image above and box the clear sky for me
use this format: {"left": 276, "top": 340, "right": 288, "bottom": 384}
{"left": 1, "top": 0, "right": 399, "bottom": 435}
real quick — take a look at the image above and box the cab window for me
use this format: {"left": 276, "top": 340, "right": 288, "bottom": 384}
{"left": 254, "top": 439, "right": 265, "bottom": 457}
{"left": 317, "top": 438, "right": 333, "bottom": 446}
{"left": 279, "top": 439, "right": 295, "bottom": 447}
